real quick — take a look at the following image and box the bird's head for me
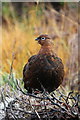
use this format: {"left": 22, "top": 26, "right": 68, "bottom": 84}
{"left": 35, "top": 34, "right": 52, "bottom": 46}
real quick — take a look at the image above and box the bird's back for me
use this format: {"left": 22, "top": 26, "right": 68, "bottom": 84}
{"left": 23, "top": 53, "right": 64, "bottom": 93}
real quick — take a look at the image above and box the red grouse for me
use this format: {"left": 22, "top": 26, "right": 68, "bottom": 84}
{"left": 23, "top": 34, "right": 64, "bottom": 93}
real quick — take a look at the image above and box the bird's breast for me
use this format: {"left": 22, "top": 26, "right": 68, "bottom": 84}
{"left": 38, "top": 46, "right": 55, "bottom": 56}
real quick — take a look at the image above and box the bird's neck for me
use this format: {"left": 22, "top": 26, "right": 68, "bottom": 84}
{"left": 38, "top": 45, "right": 55, "bottom": 55}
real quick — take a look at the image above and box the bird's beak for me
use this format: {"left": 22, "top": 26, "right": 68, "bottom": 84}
{"left": 35, "top": 37, "right": 39, "bottom": 41}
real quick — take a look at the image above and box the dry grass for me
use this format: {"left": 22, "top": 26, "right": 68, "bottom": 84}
{"left": 2, "top": 22, "right": 40, "bottom": 76}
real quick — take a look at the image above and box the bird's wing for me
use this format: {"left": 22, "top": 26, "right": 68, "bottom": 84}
{"left": 42, "top": 55, "right": 64, "bottom": 79}
{"left": 23, "top": 55, "right": 37, "bottom": 77}
{"left": 43, "top": 55, "right": 64, "bottom": 90}
{"left": 45, "top": 55, "right": 64, "bottom": 70}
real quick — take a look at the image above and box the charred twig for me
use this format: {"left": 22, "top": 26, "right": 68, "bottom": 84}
{"left": 16, "top": 79, "right": 48, "bottom": 100}
{"left": 1, "top": 81, "right": 80, "bottom": 120}
{"left": 28, "top": 99, "right": 41, "bottom": 120}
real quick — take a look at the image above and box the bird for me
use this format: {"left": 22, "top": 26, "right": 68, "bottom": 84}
{"left": 23, "top": 34, "right": 64, "bottom": 93}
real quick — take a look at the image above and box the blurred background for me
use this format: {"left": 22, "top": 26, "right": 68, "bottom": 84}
{"left": 1, "top": 2, "right": 79, "bottom": 92}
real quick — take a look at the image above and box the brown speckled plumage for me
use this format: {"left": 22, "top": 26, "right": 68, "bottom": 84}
{"left": 23, "top": 34, "right": 64, "bottom": 93}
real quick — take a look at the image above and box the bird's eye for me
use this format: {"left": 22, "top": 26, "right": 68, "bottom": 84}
{"left": 41, "top": 37, "right": 45, "bottom": 40}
